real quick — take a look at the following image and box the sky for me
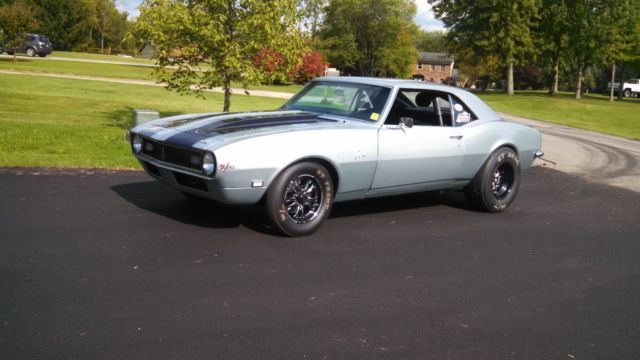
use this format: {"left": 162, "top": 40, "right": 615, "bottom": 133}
{"left": 115, "top": 0, "right": 445, "bottom": 32}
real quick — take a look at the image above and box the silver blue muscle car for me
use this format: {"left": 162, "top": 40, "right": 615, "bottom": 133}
{"left": 130, "top": 77, "right": 543, "bottom": 236}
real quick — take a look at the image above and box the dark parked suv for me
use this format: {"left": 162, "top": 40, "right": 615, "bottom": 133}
{"left": 3, "top": 34, "right": 52, "bottom": 57}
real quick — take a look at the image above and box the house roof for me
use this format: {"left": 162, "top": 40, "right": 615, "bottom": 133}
{"left": 417, "top": 52, "right": 454, "bottom": 64}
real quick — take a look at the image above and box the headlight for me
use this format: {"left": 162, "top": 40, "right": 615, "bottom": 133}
{"left": 202, "top": 152, "right": 215, "bottom": 176}
{"left": 132, "top": 134, "right": 142, "bottom": 154}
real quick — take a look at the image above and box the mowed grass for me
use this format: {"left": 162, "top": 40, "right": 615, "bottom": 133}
{"left": 0, "top": 57, "right": 156, "bottom": 80}
{"left": 51, "top": 51, "right": 156, "bottom": 65}
{"left": 0, "top": 55, "right": 303, "bottom": 93}
{"left": 0, "top": 73, "right": 287, "bottom": 169}
{"left": 478, "top": 91, "right": 640, "bottom": 140}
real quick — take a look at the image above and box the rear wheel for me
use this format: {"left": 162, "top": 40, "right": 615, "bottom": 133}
{"left": 464, "top": 147, "right": 521, "bottom": 212}
{"left": 26, "top": 47, "right": 36, "bottom": 57}
{"left": 266, "top": 162, "right": 333, "bottom": 237}
{"left": 38, "top": 53, "right": 47, "bottom": 58}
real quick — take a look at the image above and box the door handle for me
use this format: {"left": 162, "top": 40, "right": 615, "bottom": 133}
{"left": 449, "top": 135, "right": 463, "bottom": 140}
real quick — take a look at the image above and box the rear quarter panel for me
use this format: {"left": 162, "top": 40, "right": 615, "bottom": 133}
{"left": 459, "top": 120, "right": 542, "bottom": 179}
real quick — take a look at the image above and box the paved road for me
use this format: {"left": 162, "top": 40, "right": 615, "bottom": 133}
{"left": 1, "top": 167, "right": 639, "bottom": 359}
{"left": 500, "top": 113, "right": 640, "bottom": 193}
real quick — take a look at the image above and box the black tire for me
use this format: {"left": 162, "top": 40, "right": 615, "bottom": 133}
{"left": 464, "top": 147, "right": 521, "bottom": 212}
{"left": 26, "top": 47, "right": 36, "bottom": 57}
{"left": 266, "top": 162, "right": 334, "bottom": 237}
{"left": 623, "top": 89, "right": 631, "bottom": 98}
{"left": 7, "top": 51, "right": 14, "bottom": 55}
{"left": 38, "top": 53, "right": 47, "bottom": 58}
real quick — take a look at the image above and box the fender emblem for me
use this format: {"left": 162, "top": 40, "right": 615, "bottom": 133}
{"left": 219, "top": 163, "right": 235, "bottom": 172}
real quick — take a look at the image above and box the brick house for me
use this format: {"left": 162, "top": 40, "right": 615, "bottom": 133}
{"left": 411, "top": 52, "right": 454, "bottom": 84}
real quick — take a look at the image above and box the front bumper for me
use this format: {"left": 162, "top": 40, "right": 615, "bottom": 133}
{"left": 136, "top": 154, "right": 266, "bottom": 205}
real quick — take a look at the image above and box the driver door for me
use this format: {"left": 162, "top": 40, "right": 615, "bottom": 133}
{"left": 370, "top": 90, "right": 466, "bottom": 191}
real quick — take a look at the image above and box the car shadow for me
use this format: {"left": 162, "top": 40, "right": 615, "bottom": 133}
{"left": 329, "top": 189, "right": 472, "bottom": 219}
{"left": 110, "top": 181, "right": 279, "bottom": 235}
{"left": 112, "top": 180, "right": 474, "bottom": 235}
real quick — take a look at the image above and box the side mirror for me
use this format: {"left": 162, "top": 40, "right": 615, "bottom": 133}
{"left": 399, "top": 117, "right": 414, "bottom": 128}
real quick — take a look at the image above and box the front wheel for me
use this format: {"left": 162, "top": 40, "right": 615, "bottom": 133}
{"left": 464, "top": 147, "right": 521, "bottom": 212}
{"left": 26, "top": 47, "right": 36, "bottom": 57}
{"left": 266, "top": 162, "right": 334, "bottom": 237}
{"left": 623, "top": 89, "right": 631, "bottom": 98}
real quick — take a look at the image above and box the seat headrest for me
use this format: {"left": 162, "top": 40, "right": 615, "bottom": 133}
{"left": 415, "top": 92, "right": 432, "bottom": 107}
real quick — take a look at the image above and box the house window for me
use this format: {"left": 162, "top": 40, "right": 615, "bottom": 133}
{"left": 430, "top": 64, "right": 435, "bottom": 71}
{"left": 417, "top": 64, "right": 423, "bottom": 70}
{"left": 440, "top": 65, "right": 446, "bottom": 72}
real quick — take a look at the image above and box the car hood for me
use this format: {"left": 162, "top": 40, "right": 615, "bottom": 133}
{"left": 135, "top": 110, "right": 363, "bottom": 149}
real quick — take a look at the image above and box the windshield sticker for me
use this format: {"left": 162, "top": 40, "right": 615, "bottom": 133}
{"left": 456, "top": 112, "right": 471, "bottom": 123}
{"left": 454, "top": 103, "right": 464, "bottom": 112}
{"left": 370, "top": 112, "right": 380, "bottom": 121}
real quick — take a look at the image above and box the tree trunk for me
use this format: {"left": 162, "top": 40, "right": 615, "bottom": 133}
{"left": 223, "top": 75, "right": 232, "bottom": 112}
{"left": 507, "top": 60, "right": 514, "bottom": 95}
{"left": 575, "top": 68, "right": 583, "bottom": 100}
{"left": 609, "top": 62, "right": 616, "bottom": 102}
{"left": 617, "top": 63, "right": 625, "bottom": 100}
{"left": 550, "top": 59, "right": 559, "bottom": 95}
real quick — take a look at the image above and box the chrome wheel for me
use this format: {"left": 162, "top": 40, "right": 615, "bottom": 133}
{"left": 283, "top": 174, "right": 323, "bottom": 224}
{"left": 491, "top": 164, "right": 514, "bottom": 199}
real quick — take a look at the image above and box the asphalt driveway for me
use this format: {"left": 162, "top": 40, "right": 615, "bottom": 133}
{"left": 1, "top": 167, "right": 639, "bottom": 359}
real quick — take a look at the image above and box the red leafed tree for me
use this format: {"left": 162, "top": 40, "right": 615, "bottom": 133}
{"left": 292, "top": 50, "right": 327, "bottom": 83}
{"left": 253, "top": 48, "right": 289, "bottom": 84}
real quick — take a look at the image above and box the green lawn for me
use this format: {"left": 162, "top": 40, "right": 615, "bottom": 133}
{"left": 50, "top": 50, "right": 156, "bottom": 65}
{"left": 478, "top": 91, "right": 640, "bottom": 140}
{"left": 0, "top": 73, "right": 287, "bottom": 169}
{"left": 0, "top": 54, "right": 303, "bottom": 93}
{"left": 0, "top": 57, "right": 157, "bottom": 80}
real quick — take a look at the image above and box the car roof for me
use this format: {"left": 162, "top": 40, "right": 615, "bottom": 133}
{"left": 312, "top": 77, "right": 500, "bottom": 121}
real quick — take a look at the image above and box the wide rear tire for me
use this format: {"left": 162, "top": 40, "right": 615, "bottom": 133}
{"left": 464, "top": 147, "right": 521, "bottom": 212}
{"left": 266, "top": 162, "right": 334, "bottom": 237}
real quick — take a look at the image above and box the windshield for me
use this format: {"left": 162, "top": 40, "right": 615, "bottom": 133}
{"left": 282, "top": 81, "right": 391, "bottom": 122}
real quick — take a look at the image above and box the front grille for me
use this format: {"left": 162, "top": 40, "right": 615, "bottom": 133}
{"left": 142, "top": 138, "right": 202, "bottom": 171}
{"left": 173, "top": 172, "right": 208, "bottom": 191}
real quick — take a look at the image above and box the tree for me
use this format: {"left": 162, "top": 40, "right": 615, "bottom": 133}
{"left": 320, "top": 0, "right": 418, "bottom": 78}
{"left": 137, "top": 0, "right": 304, "bottom": 112}
{"left": 298, "top": 0, "right": 327, "bottom": 39}
{"left": 429, "top": 0, "right": 539, "bottom": 95}
{"left": 254, "top": 48, "right": 289, "bottom": 85}
{"left": 415, "top": 30, "right": 449, "bottom": 52}
{"left": 600, "top": 0, "right": 640, "bottom": 101}
{"left": 0, "top": 1, "right": 39, "bottom": 62}
{"left": 565, "top": 0, "right": 610, "bottom": 99}
{"left": 292, "top": 50, "right": 327, "bottom": 83}
{"left": 535, "top": 0, "right": 569, "bottom": 95}
{"left": 29, "top": 0, "right": 94, "bottom": 51}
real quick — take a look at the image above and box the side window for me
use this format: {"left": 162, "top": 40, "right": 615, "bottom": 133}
{"left": 386, "top": 89, "right": 454, "bottom": 127}
{"left": 27, "top": 35, "right": 35, "bottom": 41}
{"left": 450, "top": 96, "right": 477, "bottom": 126}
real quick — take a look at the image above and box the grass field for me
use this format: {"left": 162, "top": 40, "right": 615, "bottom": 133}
{"left": 0, "top": 54, "right": 303, "bottom": 93}
{"left": 0, "top": 56, "right": 156, "bottom": 80}
{"left": 51, "top": 51, "right": 156, "bottom": 65}
{"left": 478, "top": 91, "right": 640, "bottom": 140}
{"left": 0, "top": 73, "right": 287, "bottom": 169}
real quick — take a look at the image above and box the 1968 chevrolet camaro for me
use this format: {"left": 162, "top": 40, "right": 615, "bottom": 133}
{"left": 129, "top": 77, "right": 543, "bottom": 236}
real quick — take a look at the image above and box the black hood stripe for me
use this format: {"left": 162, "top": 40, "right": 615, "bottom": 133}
{"left": 162, "top": 112, "right": 338, "bottom": 147}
